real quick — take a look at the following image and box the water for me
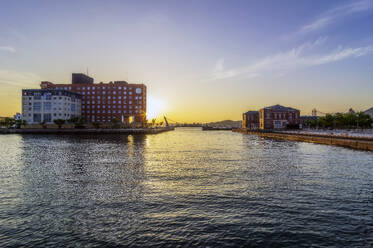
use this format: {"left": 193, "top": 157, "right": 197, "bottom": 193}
{"left": 1, "top": 127, "right": 373, "bottom": 247}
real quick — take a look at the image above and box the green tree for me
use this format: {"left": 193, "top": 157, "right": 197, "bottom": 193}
{"left": 3, "top": 118, "right": 15, "bottom": 128}
{"left": 54, "top": 119, "right": 65, "bottom": 129}
{"left": 15, "top": 119, "right": 27, "bottom": 129}
{"left": 39, "top": 121, "right": 47, "bottom": 129}
{"left": 111, "top": 118, "right": 120, "bottom": 129}
{"left": 356, "top": 112, "right": 372, "bottom": 128}
{"left": 92, "top": 122, "right": 101, "bottom": 129}
{"left": 68, "top": 117, "right": 85, "bottom": 128}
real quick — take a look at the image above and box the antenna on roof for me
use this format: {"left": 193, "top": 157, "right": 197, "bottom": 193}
{"left": 86, "top": 68, "right": 89, "bottom": 76}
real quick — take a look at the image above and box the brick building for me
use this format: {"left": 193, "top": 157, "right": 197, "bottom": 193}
{"left": 40, "top": 73, "right": 146, "bottom": 124}
{"left": 259, "top": 104, "right": 300, "bottom": 130}
{"left": 242, "top": 111, "right": 259, "bottom": 130}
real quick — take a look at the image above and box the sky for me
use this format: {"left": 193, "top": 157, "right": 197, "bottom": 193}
{"left": 0, "top": 0, "right": 373, "bottom": 122}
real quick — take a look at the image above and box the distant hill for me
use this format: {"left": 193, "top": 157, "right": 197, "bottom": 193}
{"left": 205, "top": 120, "right": 242, "bottom": 128}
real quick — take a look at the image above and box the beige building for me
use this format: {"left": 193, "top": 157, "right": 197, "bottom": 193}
{"left": 22, "top": 89, "right": 82, "bottom": 124}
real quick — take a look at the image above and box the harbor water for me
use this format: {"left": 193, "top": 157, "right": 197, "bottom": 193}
{"left": 1, "top": 127, "right": 373, "bottom": 247}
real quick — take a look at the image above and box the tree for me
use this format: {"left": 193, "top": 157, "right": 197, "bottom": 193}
{"left": 54, "top": 119, "right": 65, "bottom": 129}
{"left": 92, "top": 122, "right": 100, "bottom": 129}
{"left": 39, "top": 121, "right": 47, "bottom": 129}
{"left": 111, "top": 118, "right": 120, "bottom": 129}
{"left": 15, "top": 119, "right": 27, "bottom": 129}
{"left": 68, "top": 117, "right": 85, "bottom": 129}
{"left": 2, "top": 118, "right": 15, "bottom": 128}
{"left": 356, "top": 112, "right": 373, "bottom": 128}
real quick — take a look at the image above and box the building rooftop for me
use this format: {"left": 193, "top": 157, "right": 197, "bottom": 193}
{"left": 244, "top": 111, "right": 259, "bottom": 114}
{"left": 263, "top": 104, "right": 299, "bottom": 112}
{"left": 364, "top": 107, "right": 373, "bottom": 117}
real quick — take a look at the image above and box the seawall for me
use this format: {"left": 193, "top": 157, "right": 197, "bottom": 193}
{"left": 0, "top": 127, "right": 174, "bottom": 135}
{"left": 233, "top": 129, "right": 373, "bottom": 151}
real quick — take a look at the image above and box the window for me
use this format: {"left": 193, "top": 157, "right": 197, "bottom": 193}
{"left": 44, "top": 93, "right": 52, "bottom": 100}
{"left": 43, "top": 113, "right": 52, "bottom": 123}
{"left": 71, "top": 104, "right": 76, "bottom": 112}
{"left": 44, "top": 102, "right": 52, "bottom": 111}
{"left": 136, "top": 88, "right": 142, "bottom": 94}
{"left": 33, "top": 114, "right": 41, "bottom": 123}
{"left": 33, "top": 102, "right": 42, "bottom": 111}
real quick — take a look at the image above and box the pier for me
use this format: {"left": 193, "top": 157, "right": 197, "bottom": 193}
{"left": 233, "top": 129, "right": 373, "bottom": 151}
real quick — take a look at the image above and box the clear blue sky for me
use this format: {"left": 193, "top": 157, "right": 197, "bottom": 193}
{"left": 1, "top": 0, "right": 373, "bottom": 121}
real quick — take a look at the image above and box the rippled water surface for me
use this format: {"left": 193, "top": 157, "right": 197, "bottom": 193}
{"left": 1, "top": 127, "right": 373, "bottom": 247}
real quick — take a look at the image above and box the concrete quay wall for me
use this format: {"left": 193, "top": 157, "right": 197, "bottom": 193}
{"left": 0, "top": 127, "right": 174, "bottom": 135}
{"left": 233, "top": 129, "right": 373, "bottom": 151}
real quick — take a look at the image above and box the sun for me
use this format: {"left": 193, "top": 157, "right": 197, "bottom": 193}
{"left": 147, "top": 95, "right": 165, "bottom": 120}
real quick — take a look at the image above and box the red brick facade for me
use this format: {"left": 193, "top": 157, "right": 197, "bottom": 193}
{"left": 242, "top": 111, "right": 259, "bottom": 130}
{"left": 40, "top": 79, "right": 146, "bottom": 124}
{"left": 259, "top": 105, "right": 300, "bottom": 130}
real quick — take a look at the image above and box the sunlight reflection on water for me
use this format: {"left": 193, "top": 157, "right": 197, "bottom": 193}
{"left": 0, "top": 128, "right": 373, "bottom": 247}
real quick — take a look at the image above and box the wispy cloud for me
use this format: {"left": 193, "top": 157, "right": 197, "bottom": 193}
{"left": 0, "top": 46, "right": 16, "bottom": 53}
{"left": 299, "top": 0, "right": 373, "bottom": 34}
{"left": 209, "top": 38, "right": 373, "bottom": 81}
{"left": 0, "top": 70, "right": 40, "bottom": 87}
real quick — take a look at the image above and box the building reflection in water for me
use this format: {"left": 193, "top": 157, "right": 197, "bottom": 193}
{"left": 17, "top": 134, "right": 148, "bottom": 244}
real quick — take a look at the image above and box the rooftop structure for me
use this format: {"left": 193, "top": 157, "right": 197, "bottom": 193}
{"left": 72, "top": 73, "right": 94, "bottom": 85}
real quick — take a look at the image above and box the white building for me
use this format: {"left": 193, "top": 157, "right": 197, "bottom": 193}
{"left": 22, "top": 89, "right": 82, "bottom": 124}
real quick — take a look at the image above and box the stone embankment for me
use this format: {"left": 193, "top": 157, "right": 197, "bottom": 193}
{"left": 0, "top": 127, "right": 174, "bottom": 135}
{"left": 233, "top": 129, "right": 373, "bottom": 151}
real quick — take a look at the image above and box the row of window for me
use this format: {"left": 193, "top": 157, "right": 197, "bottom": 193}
{"left": 31, "top": 113, "right": 73, "bottom": 123}
{"left": 83, "top": 109, "right": 140, "bottom": 114}
{"left": 60, "top": 86, "right": 133, "bottom": 91}
{"left": 24, "top": 96, "right": 80, "bottom": 101}
{"left": 82, "top": 105, "right": 142, "bottom": 109}
{"left": 82, "top": 100, "right": 141, "bottom": 105}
